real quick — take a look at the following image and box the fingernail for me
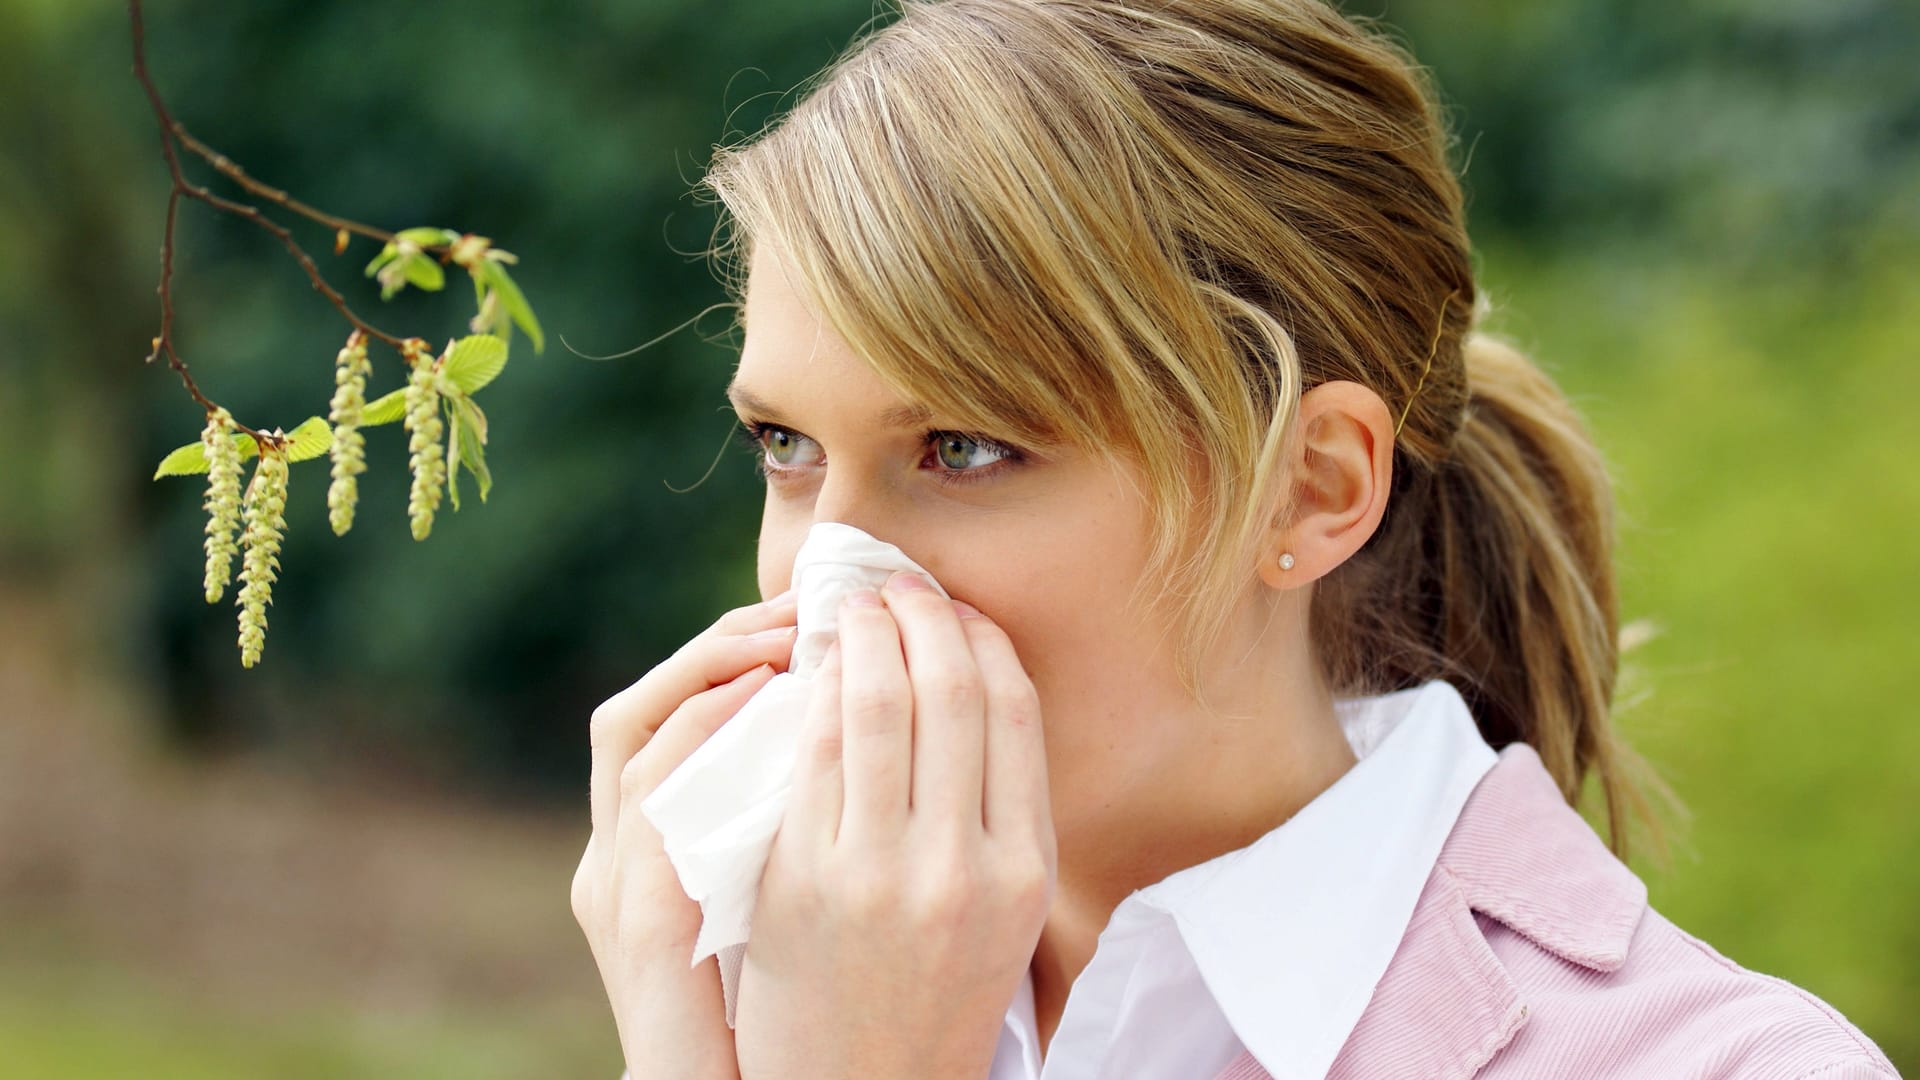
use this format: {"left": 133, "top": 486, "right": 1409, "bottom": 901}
{"left": 749, "top": 625, "right": 797, "bottom": 640}
{"left": 885, "top": 571, "right": 932, "bottom": 593}
{"left": 844, "top": 588, "right": 881, "bottom": 608}
{"left": 953, "top": 599, "right": 984, "bottom": 619}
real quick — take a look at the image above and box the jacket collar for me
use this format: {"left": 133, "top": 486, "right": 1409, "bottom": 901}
{"left": 1437, "top": 742, "right": 1648, "bottom": 972}
{"left": 1213, "top": 742, "right": 1648, "bottom": 1080}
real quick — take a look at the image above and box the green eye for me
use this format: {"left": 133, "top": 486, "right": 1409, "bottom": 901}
{"left": 936, "top": 434, "right": 970, "bottom": 470}
{"left": 933, "top": 430, "right": 1021, "bottom": 472}
{"left": 934, "top": 433, "right": 1007, "bottom": 471}
{"left": 767, "top": 429, "right": 801, "bottom": 465}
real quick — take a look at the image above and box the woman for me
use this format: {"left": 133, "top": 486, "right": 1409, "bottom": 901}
{"left": 571, "top": 1, "right": 1898, "bottom": 1076}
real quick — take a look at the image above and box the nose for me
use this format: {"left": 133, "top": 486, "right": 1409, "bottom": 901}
{"left": 810, "top": 469, "right": 902, "bottom": 548}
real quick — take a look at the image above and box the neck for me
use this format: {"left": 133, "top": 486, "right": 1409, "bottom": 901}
{"left": 1026, "top": 598, "right": 1358, "bottom": 1054}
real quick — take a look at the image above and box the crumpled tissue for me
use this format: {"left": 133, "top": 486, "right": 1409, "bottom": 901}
{"left": 640, "top": 520, "right": 947, "bottom": 1026}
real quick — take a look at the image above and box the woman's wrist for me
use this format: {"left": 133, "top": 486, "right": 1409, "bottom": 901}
{"left": 614, "top": 953, "right": 740, "bottom": 1080}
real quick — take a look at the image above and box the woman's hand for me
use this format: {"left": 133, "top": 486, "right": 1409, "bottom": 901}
{"left": 732, "top": 572, "right": 1058, "bottom": 1080}
{"left": 572, "top": 591, "right": 800, "bottom": 1080}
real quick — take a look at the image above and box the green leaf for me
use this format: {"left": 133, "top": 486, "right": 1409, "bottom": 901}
{"left": 440, "top": 396, "right": 464, "bottom": 512}
{"left": 454, "top": 397, "right": 492, "bottom": 504}
{"left": 484, "top": 261, "right": 543, "bottom": 353}
{"left": 441, "top": 334, "right": 508, "bottom": 394}
{"left": 445, "top": 424, "right": 461, "bottom": 511}
{"left": 154, "top": 441, "right": 207, "bottom": 478}
{"left": 153, "top": 431, "right": 256, "bottom": 479}
{"left": 461, "top": 429, "right": 491, "bottom": 504}
{"left": 402, "top": 252, "right": 445, "bottom": 292}
{"left": 363, "top": 242, "right": 399, "bottom": 278}
{"left": 459, "top": 395, "right": 489, "bottom": 446}
{"left": 282, "top": 415, "right": 334, "bottom": 462}
{"left": 361, "top": 387, "right": 408, "bottom": 426}
{"left": 396, "top": 226, "right": 458, "bottom": 248}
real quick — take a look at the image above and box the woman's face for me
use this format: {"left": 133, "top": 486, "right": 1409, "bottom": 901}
{"left": 728, "top": 248, "right": 1215, "bottom": 835}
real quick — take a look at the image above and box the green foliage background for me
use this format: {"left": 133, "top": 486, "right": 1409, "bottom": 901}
{"left": 1, "top": 0, "right": 1914, "bottom": 1072}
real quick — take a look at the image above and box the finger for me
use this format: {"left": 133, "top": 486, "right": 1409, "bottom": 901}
{"left": 882, "top": 572, "right": 986, "bottom": 830}
{"left": 628, "top": 661, "right": 780, "bottom": 799}
{"left": 784, "top": 640, "right": 845, "bottom": 849}
{"left": 963, "top": 612, "right": 1051, "bottom": 839}
{"left": 835, "top": 588, "right": 913, "bottom": 845}
{"left": 613, "top": 661, "right": 778, "bottom": 854}
{"left": 591, "top": 626, "right": 794, "bottom": 843}
{"left": 707, "top": 588, "right": 795, "bottom": 637}
{"left": 589, "top": 612, "right": 796, "bottom": 844}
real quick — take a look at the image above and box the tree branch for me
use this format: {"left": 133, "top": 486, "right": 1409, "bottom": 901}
{"left": 175, "top": 180, "right": 408, "bottom": 351}
{"left": 130, "top": 0, "right": 414, "bottom": 444}
{"left": 170, "top": 126, "right": 399, "bottom": 248}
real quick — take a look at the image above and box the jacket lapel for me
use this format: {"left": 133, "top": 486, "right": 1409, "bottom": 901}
{"left": 1208, "top": 743, "right": 1645, "bottom": 1080}
{"left": 1435, "top": 743, "right": 1646, "bottom": 973}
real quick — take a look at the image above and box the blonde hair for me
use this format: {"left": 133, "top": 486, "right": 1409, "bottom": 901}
{"left": 705, "top": 0, "right": 1655, "bottom": 854}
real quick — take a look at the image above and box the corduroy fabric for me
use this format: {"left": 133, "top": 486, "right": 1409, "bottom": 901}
{"left": 1212, "top": 744, "right": 1897, "bottom": 1080}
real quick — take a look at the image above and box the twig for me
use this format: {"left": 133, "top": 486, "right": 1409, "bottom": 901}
{"left": 171, "top": 126, "right": 398, "bottom": 248}
{"left": 176, "top": 181, "right": 408, "bottom": 351}
{"left": 130, "top": 0, "right": 411, "bottom": 442}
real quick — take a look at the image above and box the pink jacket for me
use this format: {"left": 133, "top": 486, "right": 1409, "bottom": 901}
{"left": 1216, "top": 743, "right": 1897, "bottom": 1080}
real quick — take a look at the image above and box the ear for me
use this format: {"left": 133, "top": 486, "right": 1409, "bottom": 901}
{"left": 1256, "top": 380, "right": 1395, "bottom": 590}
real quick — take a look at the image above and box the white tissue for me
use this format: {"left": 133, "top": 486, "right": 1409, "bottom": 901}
{"left": 639, "top": 521, "right": 947, "bottom": 1027}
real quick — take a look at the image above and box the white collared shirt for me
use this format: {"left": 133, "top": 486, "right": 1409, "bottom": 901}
{"left": 989, "top": 680, "right": 1497, "bottom": 1080}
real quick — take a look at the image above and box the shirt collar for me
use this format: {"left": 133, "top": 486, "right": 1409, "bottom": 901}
{"left": 1124, "top": 680, "right": 1497, "bottom": 1080}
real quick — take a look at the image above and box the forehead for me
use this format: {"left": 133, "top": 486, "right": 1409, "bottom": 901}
{"left": 728, "top": 248, "right": 934, "bottom": 429}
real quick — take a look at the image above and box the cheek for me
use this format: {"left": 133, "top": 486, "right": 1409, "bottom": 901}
{"left": 952, "top": 556, "right": 1120, "bottom": 706}
{"left": 756, "top": 512, "right": 805, "bottom": 600}
{"left": 944, "top": 526, "right": 1169, "bottom": 768}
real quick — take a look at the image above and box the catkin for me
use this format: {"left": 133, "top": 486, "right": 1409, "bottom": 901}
{"left": 327, "top": 331, "right": 370, "bottom": 535}
{"left": 201, "top": 407, "right": 244, "bottom": 603}
{"left": 236, "top": 443, "right": 289, "bottom": 668}
{"left": 404, "top": 355, "right": 446, "bottom": 540}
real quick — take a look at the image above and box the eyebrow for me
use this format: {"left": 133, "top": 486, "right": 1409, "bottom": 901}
{"left": 726, "top": 379, "right": 935, "bottom": 430}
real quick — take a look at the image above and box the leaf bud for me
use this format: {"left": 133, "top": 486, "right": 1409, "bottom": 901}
{"left": 377, "top": 237, "right": 423, "bottom": 299}
{"left": 469, "top": 287, "right": 504, "bottom": 337}
{"left": 448, "top": 232, "right": 492, "bottom": 269}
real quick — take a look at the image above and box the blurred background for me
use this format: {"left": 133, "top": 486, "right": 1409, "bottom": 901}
{"left": 1, "top": 0, "right": 1914, "bottom": 1074}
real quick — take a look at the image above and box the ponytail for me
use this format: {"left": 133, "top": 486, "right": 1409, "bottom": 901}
{"left": 1316, "top": 332, "right": 1658, "bottom": 858}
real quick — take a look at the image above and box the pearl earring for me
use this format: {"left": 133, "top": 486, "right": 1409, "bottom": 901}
{"left": 1279, "top": 552, "right": 1296, "bottom": 571}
